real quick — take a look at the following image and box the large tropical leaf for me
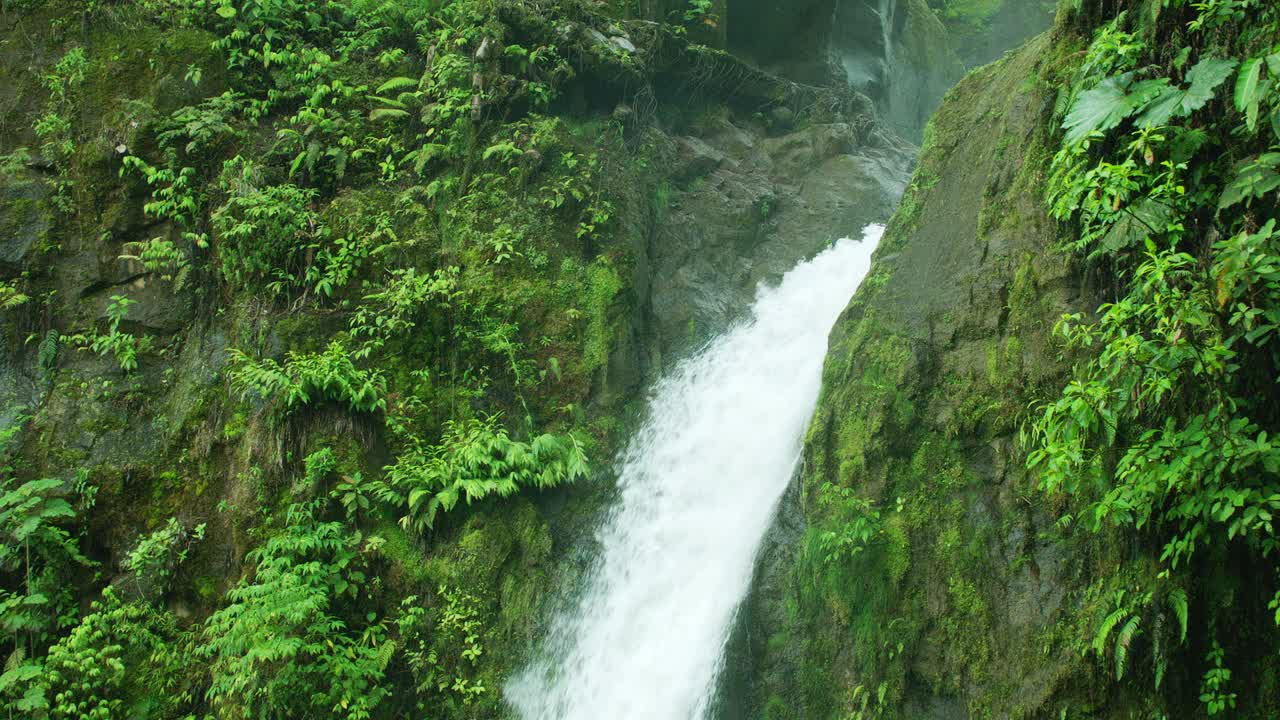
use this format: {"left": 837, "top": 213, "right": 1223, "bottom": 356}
{"left": 1136, "top": 85, "right": 1187, "bottom": 128}
{"left": 1064, "top": 73, "right": 1137, "bottom": 145}
{"left": 1180, "top": 57, "right": 1238, "bottom": 115}
{"left": 1097, "top": 197, "right": 1179, "bottom": 257}
{"left": 1235, "top": 57, "right": 1265, "bottom": 130}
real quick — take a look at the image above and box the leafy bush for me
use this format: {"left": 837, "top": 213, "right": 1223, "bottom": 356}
{"left": 202, "top": 502, "right": 392, "bottom": 720}
{"left": 0, "top": 478, "right": 88, "bottom": 646}
{"left": 1025, "top": 3, "right": 1280, "bottom": 707}
{"left": 6, "top": 589, "right": 196, "bottom": 720}
{"left": 211, "top": 163, "right": 325, "bottom": 293}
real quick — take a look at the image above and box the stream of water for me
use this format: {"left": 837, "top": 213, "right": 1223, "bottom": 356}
{"left": 507, "top": 225, "right": 883, "bottom": 720}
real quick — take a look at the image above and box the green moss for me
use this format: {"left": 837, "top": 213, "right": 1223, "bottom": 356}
{"left": 583, "top": 258, "right": 623, "bottom": 377}
{"left": 884, "top": 515, "right": 912, "bottom": 587}
{"left": 376, "top": 521, "right": 434, "bottom": 587}
{"left": 222, "top": 410, "right": 248, "bottom": 441}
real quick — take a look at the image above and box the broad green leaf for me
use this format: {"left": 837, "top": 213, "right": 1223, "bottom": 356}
{"left": 1267, "top": 53, "right": 1280, "bottom": 79}
{"left": 1180, "top": 57, "right": 1238, "bottom": 116}
{"left": 1135, "top": 88, "right": 1184, "bottom": 128}
{"left": 1064, "top": 74, "right": 1136, "bottom": 145}
{"left": 1219, "top": 153, "right": 1280, "bottom": 208}
{"left": 1097, "top": 198, "right": 1178, "bottom": 256}
{"left": 1235, "top": 58, "right": 1264, "bottom": 130}
{"left": 375, "top": 76, "right": 418, "bottom": 94}
{"left": 216, "top": 4, "right": 236, "bottom": 19}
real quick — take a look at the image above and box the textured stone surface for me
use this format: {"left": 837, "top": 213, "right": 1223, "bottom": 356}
{"left": 645, "top": 115, "right": 912, "bottom": 362}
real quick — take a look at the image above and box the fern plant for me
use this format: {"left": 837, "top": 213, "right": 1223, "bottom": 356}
{"left": 388, "top": 414, "right": 588, "bottom": 534}
{"left": 201, "top": 501, "right": 392, "bottom": 720}
{"left": 228, "top": 340, "right": 387, "bottom": 416}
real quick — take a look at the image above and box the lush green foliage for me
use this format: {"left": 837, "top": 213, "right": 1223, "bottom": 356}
{"left": 211, "top": 163, "right": 326, "bottom": 293}
{"left": 66, "top": 296, "right": 154, "bottom": 373}
{"left": 13, "top": 590, "right": 197, "bottom": 720}
{"left": 814, "top": 482, "right": 885, "bottom": 565}
{"left": 0, "top": 474, "right": 91, "bottom": 686}
{"left": 202, "top": 501, "right": 392, "bottom": 720}
{"left": 1027, "top": 1, "right": 1280, "bottom": 711}
{"left": 0, "top": 0, "right": 655, "bottom": 716}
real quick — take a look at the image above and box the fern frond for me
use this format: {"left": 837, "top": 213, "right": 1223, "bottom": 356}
{"left": 1167, "top": 588, "right": 1189, "bottom": 644}
{"left": 1114, "top": 615, "right": 1141, "bottom": 679}
{"left": 1094, "top": 607, "right": 1128, "bottom": 656}
{"left": 370, "top": 108, "right": 410, "bottom": 122}
{"left": 376, "top": 76, "right": 418, "bottom": 94}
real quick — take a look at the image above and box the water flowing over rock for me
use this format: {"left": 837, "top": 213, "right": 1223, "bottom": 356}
{"left": 507, "top": 226, "right": 883, "bottom": 720}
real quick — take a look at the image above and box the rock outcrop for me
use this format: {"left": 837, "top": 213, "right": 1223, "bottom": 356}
{"left": 836, "top": 0, "right": 1055, "bottom": 140}
{"left": 740, "top": 26, "right": 1090, "bottom": 720}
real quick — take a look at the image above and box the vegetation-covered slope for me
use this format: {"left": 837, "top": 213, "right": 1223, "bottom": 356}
{"left": 6, "top": 0, "right": 1278, "bottom": 719}
{"left": 761, "top": 1, "right": 1280, "bottom": 718}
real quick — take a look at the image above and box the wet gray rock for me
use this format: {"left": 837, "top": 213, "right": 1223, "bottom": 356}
{"left": 0, "top": 175, "right": 52, "bottom": 275}
{"left": 834, "top": 0, "right": 1054, "bottom": 141}
{"left": 646, "top": 114, "right": 912, "bottom": 361}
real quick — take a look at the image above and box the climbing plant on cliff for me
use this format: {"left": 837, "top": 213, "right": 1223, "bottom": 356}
{"left": 1027, "top": 0, "right": 1280, "bottom": 709}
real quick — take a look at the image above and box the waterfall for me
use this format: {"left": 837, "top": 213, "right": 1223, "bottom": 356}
{"left": 507, "top": 225, "right": 884, "bottom": 720}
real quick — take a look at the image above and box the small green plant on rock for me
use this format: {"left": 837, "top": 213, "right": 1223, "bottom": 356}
{"left": 815, "top": 483, "right": 884, "bottom": 565}
{"left": 123, "top": 518, "right": 207, "bottom": 594}
{"left": 68, "top": 296, "right": 153, "bottom": 373}
{"left": 228, "top": 340, "right": 387, "bottom": 416}
{"left": 394, "top": 587, "right": 489, "bottom": 712}
{"left": 1200, "top": 642, "right": 1238, "bottom": 715}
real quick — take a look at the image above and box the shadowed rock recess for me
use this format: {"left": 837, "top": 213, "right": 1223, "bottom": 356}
{"left": 2, "top": 0, "right": 1279, "bottom": 718}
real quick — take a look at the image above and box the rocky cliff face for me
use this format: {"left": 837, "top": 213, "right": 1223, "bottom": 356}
{"left": 741, "top": 21, "right": 1090, "bottom": 720}
{"left": 837, "top": 0, "right": 1055, "bottom": 140}
{"left": 743, "top": 1, "right": 1280, "bottom": 717}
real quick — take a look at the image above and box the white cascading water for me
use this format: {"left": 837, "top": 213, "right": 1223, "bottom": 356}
{"left": 507, "top": 225, "right": 884, "bottom": 720}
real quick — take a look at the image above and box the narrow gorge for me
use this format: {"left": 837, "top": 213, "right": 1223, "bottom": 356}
{"left": 1, "top": 2, "right": 1278, "bottom": 720}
